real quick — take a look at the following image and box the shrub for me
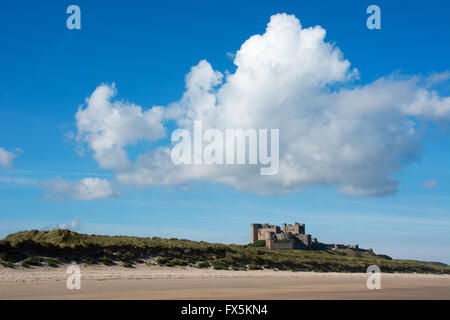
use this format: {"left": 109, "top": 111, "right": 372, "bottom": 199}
{"left": 247, "top": 264, "right": 262, "bottom": 270}
{"left": 172, "top": 259, "right": 188, "bottom": 266}
{"left": 21, "top": 257, "right": 43, "bottom": 268}
{"left": 0, "top": 253, "right": 9, "bottom": 261}
{"left": 0, "top": 252, "right": 25, "bottom": 263}
{"left": 117, "top": 251, "right": 136, "bottom": 262}
{"left": 122, "top": 262, "right": 134, "bottom": 268}
{"left": 156, "top": 257, "right": 170, "bottom": 265}
{"left": 197, "top": 261, "right": 210, "bottom": 268}
{"left": 213, "top": 264, "right": 228, "bottom": 270}
{"left": 167, "top": 249, "right": 182, "bottom": 258}
{"left": 247, "top": 240, "right": 266, "bottom": 248}
{"left": 1, "top": 261, "right": 14, "bottom": 268}
{"left": 46, "top": 258, "right": 60, "bottom": 268}
{"left": 231, "top": 266, "right": 246, "bottom": 271}
{"left": 82, "top": 257, "right": 95, "bottom": 265}
{"left": 100, "top": 257, "right": 114, "bottom": 266}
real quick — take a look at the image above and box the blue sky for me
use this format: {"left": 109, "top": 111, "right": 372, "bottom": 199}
{"left": 1, "top": 0, "right": 450, "bottom": 263}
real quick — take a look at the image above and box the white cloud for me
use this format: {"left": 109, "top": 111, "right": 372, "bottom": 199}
{"left": 401, "top": 88, "right": 450, "bottom": 129}
{"left": 421, "top": 180, "right": 438, "bottom": 190}
{"left": 42, "top": 217, "right": 82, "bottom": 231}
{"left": 0, "top": 176, "right": 37, "bottom": 186}
{"left": 74, "top": 13, "right": 450, "bottom": 197}
{"left": 75, "top": 84, "right": 166, "bottom": 170}
{"left": 41, "top": 176, "right": 118, "bottom": 201}
{"left": 426, "top": 71, "right": 450, "bottom": 86}
{"left": 57, "top": 216, "right": 81, "bottom": 230}
{"left": 0, "top": 147, "right": 17, "bottom": 168}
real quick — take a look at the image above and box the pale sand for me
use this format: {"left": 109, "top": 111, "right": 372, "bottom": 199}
{"left": 0, "top": 264, "right": 449, "bottom": 299}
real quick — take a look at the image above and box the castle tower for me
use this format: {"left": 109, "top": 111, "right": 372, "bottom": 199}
{"left": 299, "top": 223, "right": 305, "bottom": 234}
{"left": 251, "top": 224, "right": 262, "bottom": 243}
{"left": 291, "top": 222, "right": 305, "bottom": 234}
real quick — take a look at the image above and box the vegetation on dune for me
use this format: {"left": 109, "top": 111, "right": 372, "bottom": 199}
{"left": 21, "top": 257, "right": 43, "bottom": 268}
{"left": 0, "top": 229, "right": 449, "bottom": 274}
{"left": 196, "top": 261, "right": 210, "bottom": 268}
{"left": 247, "top": 240, "right": 266, "bottom": 248}
{"left": 45, "top": 257, "right": 61, "bottom": 268}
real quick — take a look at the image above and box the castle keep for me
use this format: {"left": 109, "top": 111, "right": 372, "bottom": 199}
{"left": 251, "top": 222, "right": 315, "bottom": 250}
{"left": 251, "top": 221, "right": 361, "bottom": 251}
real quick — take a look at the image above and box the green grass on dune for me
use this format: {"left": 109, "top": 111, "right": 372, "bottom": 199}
{"left": 0, "top": 229, "right": 448, "bottom": 274}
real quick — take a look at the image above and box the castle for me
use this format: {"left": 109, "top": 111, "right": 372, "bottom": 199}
{"left": 251, "top": 222, "right": 362, "bottom": 251}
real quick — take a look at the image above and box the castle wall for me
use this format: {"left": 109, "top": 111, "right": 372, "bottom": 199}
{"left": 296, "top": 234, "right": 311, "bottom": 246}
{"left": 260, "top": 231, "right": 275, "bottom": 240}
{"left": 266, "top": 240, "right": 295, "bottom": 250}
{"left": 257, "top": 226, "right": 279, "bottom": 241}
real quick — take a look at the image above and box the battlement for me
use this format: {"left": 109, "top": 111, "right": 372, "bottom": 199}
{"left": 282, "top": 222, "right": 305, "bottom": 235}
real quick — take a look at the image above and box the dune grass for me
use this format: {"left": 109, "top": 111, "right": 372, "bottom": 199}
{"left": 21, "top": 257, "right": 43, "bottom": 268}
{"left": 0, "top": 229, "right": 448, "bottom": 274}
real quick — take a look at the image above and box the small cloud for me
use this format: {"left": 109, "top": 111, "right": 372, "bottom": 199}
{"left": 58, "top": 216, "right": 81, "bottom": 230}
{"left": 226, "top": 52, "right": 235, "bottom": 60}
{"left": 41, "top": 176, "right": 119, "bottom": 201}
{"left": 426, "top": 71, "right": 450, "bottom": 87}
{"left": 0, "top": 176, "right": 37, "bottom": 186}
{"left": 0, "top": 147, "right": 20, "bottom": 168}
{"left": 180, "top": 185, "right": 191, "bottom": 192}
{"left": 421, "top": 179, "right": 438, "bottom": 190}
{"left": 63, "top": 131, "right": 75, "bottom": 141}
{"left": 42, "top": 216, "right": 81, "bottom": 231}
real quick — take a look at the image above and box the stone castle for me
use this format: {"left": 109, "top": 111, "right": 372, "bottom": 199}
{"left": 251, "top": 222, "right": 362, "bottom": 251}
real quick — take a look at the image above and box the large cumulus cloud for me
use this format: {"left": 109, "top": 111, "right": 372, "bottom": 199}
{"left": 74, "top": 14, "right": 450, "bottom": 197}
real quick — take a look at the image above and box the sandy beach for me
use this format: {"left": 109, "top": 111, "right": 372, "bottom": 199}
{"left": 0, "top": 264, "right": 449, "bottom": 299}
